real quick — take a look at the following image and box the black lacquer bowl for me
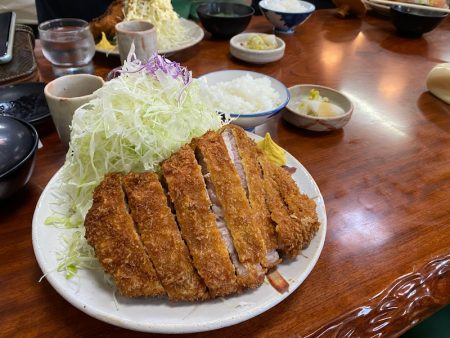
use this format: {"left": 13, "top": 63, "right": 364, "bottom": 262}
{"left": 197, "top": 2, "right": 255, "bottom": 38}
{"left": 390, "top": 5, "right": 448, "bottom": 37}
{"left": 0, "top": 115, "right": 39, "bottom": 199}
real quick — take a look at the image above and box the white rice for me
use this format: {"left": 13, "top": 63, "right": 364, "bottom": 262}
{"left": 208, "top": 74, "right": 281, "bottom": 115}
{"left": 263, "top": 0, "right": 308, "bottom": 12}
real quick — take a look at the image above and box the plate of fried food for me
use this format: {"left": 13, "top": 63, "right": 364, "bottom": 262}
{"left": 91, "top": 0, "right": 204, "bottom": 56}
{"left": 32, "top": 53, "right": 326, "bottom": 333}
{"left": 32, "top": 125, "right": 326, "bottom": 333}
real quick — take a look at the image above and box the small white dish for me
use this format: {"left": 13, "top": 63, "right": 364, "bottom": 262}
{"left": 230, "top": 33, "right": 285, "bottom": 64}
{"left": 199, "top": 70, "right": 290, "bottom": 130}
{"left": 284, "top": 84, "right": 353, "bottom": 132}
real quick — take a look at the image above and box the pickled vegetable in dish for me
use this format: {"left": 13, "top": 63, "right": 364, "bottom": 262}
{"left": 297, "top": 89, "right": 345, "bottom": 117}
{"left": 243, "top": 34, "right": 278, "bottom": 50}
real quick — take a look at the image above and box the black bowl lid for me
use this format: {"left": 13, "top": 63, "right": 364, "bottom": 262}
{"left": 0, "top": 115, "right": 37, "bottom": 175}
{"left": 0, "top": 82, "right": 50, "bottom": 125}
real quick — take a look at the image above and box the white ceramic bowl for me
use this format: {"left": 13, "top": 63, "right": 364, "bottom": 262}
{"left": 259, "top": 0, "right": 315, "bottom": 34}
{"left": 229, "top": 33, "right": 286, "bottom": 64}
{"left": 283, "top": 84, "right": 353, "bottom": 131}
{"left": 199, "top": 70, "right": 290, "bottom": 130}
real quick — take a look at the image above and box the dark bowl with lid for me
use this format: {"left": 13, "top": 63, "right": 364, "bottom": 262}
{"left": 196, "top": 2, "right": 255, "bottom": 38}
{"left": 390, "top": 5, "right": 448, "bottom": 37}
{"left": 0, "top": 115, "right": 39, "bottom": 199}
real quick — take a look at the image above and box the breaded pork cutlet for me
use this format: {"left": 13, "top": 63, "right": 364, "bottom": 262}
{"left": 89, "top": 0, "right": 125, "bottom": 41}
{"left": 220, "top": 125, "right": 281, "bottom": 269}
{"left": 123, "top": 172, "right": 209, "bottom": 301}
{"left": 259, "top": 156, "right": 319, "bottom": 258}
{"left": 259, "top": 157, "right": 304, "bottom": 258}
{"left": 84, "top": 173, "right": 165, "bottom": 297}
{"left": 265, "top": 161, "right": 320, "bottom": 245}
{"left": 194, "top": 131, "right": 266, "bottom": 288}
{"left": 162, "top": 145, "right": 239, "bottom": 298}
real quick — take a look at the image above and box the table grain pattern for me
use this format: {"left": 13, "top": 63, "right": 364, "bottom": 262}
{"left": 1, "top": 9, "right": 450, "bottom": 338}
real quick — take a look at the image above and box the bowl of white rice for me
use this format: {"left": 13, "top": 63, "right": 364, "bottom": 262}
{"left": 200, "top": 70, "right": 290, "bottom": 130}
{"left": 259, "top": 0, "right": 315, "bottom": 34}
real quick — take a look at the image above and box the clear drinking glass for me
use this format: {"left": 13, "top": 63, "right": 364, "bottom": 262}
{"left": 38, "top": 18, "right": 96, "bottom": 77}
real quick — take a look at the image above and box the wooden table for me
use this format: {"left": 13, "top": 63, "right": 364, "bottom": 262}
{"left": 2, "top": 10, "right": 450, "bottom": 337}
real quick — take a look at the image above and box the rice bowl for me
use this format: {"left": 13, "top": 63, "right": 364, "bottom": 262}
{"left": 199, "top": 70, "right": 290, "bottom": 130}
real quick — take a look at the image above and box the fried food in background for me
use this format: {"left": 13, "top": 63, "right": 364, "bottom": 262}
{"left": 84, "top": 126, "right": 320, "bottom": 300}
{"left": 90, "top": 0, "right": 125, "bottom": 41}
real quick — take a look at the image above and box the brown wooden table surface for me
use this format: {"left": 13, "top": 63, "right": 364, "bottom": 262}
{"left": 2, "top": 9, "right": 450, "bottom": 338}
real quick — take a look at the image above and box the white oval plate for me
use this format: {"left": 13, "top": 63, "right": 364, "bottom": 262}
{"left": 32, "top": 135, "right": 327, "bottom": 334}
{"left": 96, "top": 18, "right": 204, "bottom": 56}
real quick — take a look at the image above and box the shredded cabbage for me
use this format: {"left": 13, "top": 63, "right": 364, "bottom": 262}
{"left": 49, "top": 53, "right": 226, "bottom": 278}
{"left": 125, "top": 0, "right": 190, "bottom": 51}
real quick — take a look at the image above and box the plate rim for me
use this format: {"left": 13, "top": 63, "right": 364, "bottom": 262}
{"left": 32, "top": 134, "right": 327, "bottom": 333}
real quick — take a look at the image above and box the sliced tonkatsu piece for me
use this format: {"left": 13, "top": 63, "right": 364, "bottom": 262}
{"left": 161, "top": 145, "right": 239, "bottom": 298}
{"left": 123, "top": 172, "right": 209, "bottom": 301}
{"left": 259, "top": 158, "right": 305, "bottom": 258}
{"left": 194, "top": 131, "right": 266, "bottom": 288}
{"left": 200, "top": 156, "right": 265, "bottom": 289}
{"left": 220, "top": 125, "right": 281, "bottom": 269}
{"left": 194, "top": 131, "right": 267, "bottom": 265}
{"left": 84, "top": 173, "right": 165, "bottom": 297}
{"left": 265, "top": 160, "right": 320, "bottom": 246}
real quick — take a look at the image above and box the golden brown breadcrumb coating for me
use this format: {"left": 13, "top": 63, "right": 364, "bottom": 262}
{"left": 221, "top": 125, "right": 281, "bottom": 268}
{"left": 259, "top": 158, "right": 305, "bottom": 258}
{"left": 84, "top": 126, "right": 320, "bottom": 300}
{"left": 123, "top": 172, "right": 209, "bottom": 301}
{"left": 161, "top": 145, "right": 239, "bottom": 298}
{"left": 266, "top": 161, "right": 320, "bottom": 246}
{"left": 194, "top": 131, "right": 267, "bottom": 266}
{"left": 84, "top": 173, "right": 165, "bottom": 297}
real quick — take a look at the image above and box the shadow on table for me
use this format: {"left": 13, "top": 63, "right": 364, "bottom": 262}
{"left": 280, "top": 118, "right": 345, "bottom": 145}
{"left": 417, "top": 91, "right": 450, "bottom": 133}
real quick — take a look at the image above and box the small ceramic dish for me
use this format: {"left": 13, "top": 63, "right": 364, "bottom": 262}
{"left": 283, "top": 84, "right": 353, "bottom": 131}
{"left": 229, "top": 33, "right": 286, "bottom": 64}
{"left": 199, "top": 69, "right": 289, "bottom": 130}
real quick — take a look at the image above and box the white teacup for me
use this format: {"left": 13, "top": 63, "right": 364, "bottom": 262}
{"left": 115, "top": 20, "right": 157, "bottom": 63}
{"left": 44, "top": 74, "right": 104, "bottom": 147}
{"left": 426, "top": 63, "right": 450, "bottom": 104}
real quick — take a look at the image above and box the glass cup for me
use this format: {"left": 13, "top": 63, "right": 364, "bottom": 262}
{"left": 38, "top": 18, "right": 96, "bottom": 77}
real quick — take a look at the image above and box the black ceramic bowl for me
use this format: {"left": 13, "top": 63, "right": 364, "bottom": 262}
{"left": 390, "top": 5, "right": 448, "bottom": 37}
{"left": 0, "top": 116, "right": 39, "bottom": 199}
{"left": 197, "top": 2, "right": 255, "bottom": 38}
